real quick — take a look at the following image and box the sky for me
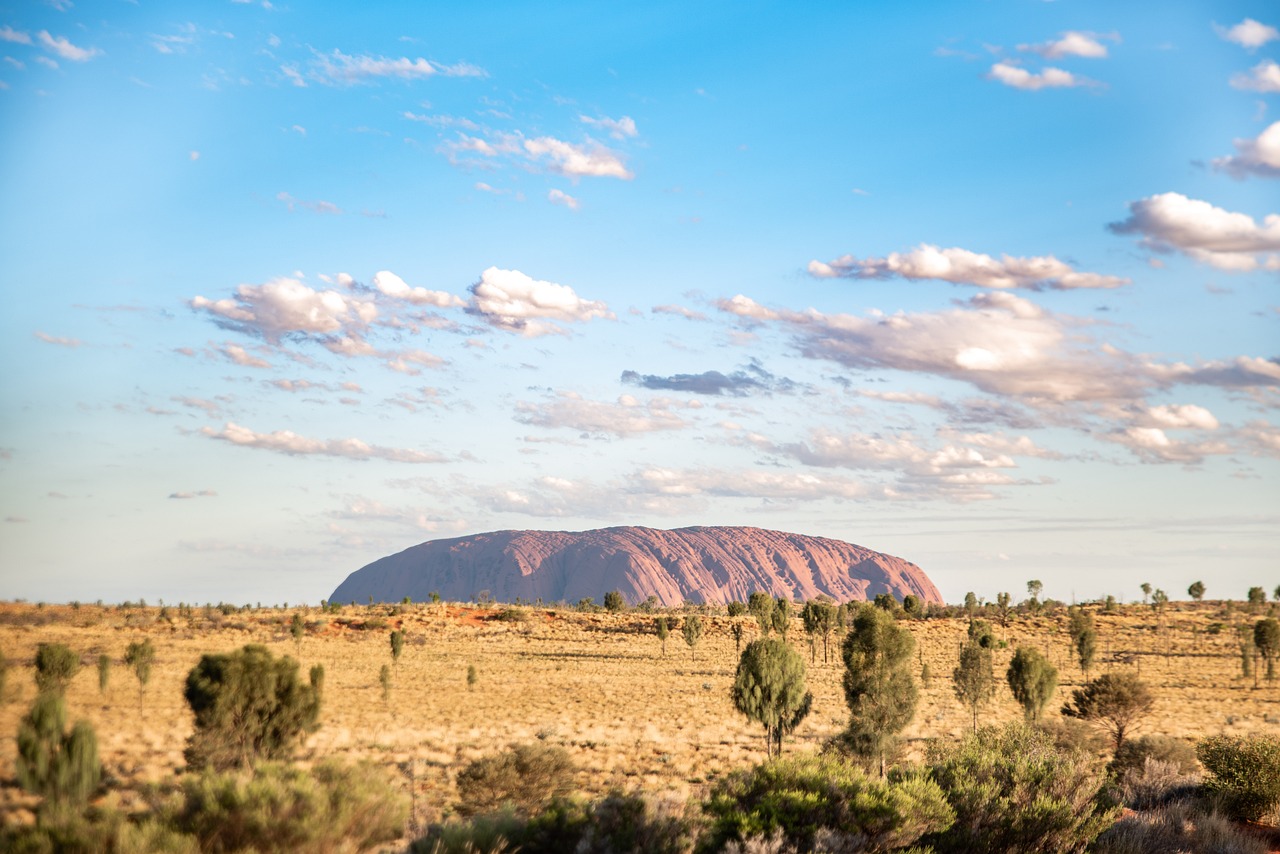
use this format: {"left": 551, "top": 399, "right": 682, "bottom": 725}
{"left": 1, "top": 1, "right": 1277, "bottom": 607}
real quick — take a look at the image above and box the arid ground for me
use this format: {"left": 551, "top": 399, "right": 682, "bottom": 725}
{"left": 0, "top": 600, "right": 1274, "bottom": 832}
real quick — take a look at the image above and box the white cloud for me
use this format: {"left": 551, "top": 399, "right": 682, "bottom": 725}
{"left": 1018, "top": 31, "right": 1115, "bottom": 59}
{"left": 1217, "top": 19, "right": 1279, "bottom": 50}
{"left": 808, "top": 243, "right": 1128, "bottom": 290}
{"left": 190, "top": 276, "right": 376, "bottom": 341}
{"left": 310, "top": 49, "right": 485, "bottom": 85}
{"left": 523, "top": 136, "right": 633, "bottom": 179}
{"left": 220, "top": 343, "right": 271, "bottom": 368}
{"left": 467, "top": 267, "right": 612, "bottom": 336}
{"left": 1143, "top": 404, "right": 1220, "bottom": 431}
{"left": 548, "top": 188, "right": 580, "bottom": 210}
{"left": 651, "top": 304, "right": 708, "bottom": 321}
{"left": 1231, "top": 59, "right": 1280, "bottom": 93}
{"left": 189, "top": 150, "right": 200, "bottom": 161}
{"left": 34, "top": 331, "right": 81, "bottom": 348}
{"left": 202, "top": 422, "right": 446, "bottom": 463}
{"left": 0, "top": 26, "right": 32, "bottom": 45}
{"left": 989, "top": 62, "right": 1096, "bottom": 90}
{"left": 515, "top": 392, "right": 690, "bottom": 436}
{"left": 169, "top": 490, "right": 217, "bottom": 499}
{"left": 276, "top": 191, "right": 341, "bottom": 214}
{"left": 36, "top": 30, "right": 99, "bottom": 62}
{"left": 1102, "top": 426, "right": 1230, "bottom": 465}
{"left": 1108, "top": 192, "right": 1280, "bottom": 271}
{"left": 1212, "top": 120, "right": 1280, "bottom": 179}
{"left": 578, "top": 114, "right": 638, "bottom": 139}
{"left": 372, "top": 270, "right": 464, "bottom": 307}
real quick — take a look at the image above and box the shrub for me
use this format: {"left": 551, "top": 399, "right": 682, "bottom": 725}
{"left": 683, "top": 614, "right": 704, "bottom": 659}
{"left": 1197, "top": 733, "right": 1280, "bottom": 822}
{"left": 1092, "top": 799, "right": 1267, "bottom": 854}
{"left": 840, "top": 605, "right": 917, "bottom": 776}
{"left": 924, "top": 722, "right": 1118, "bottom": 854}
{"left": 412, "top": 807, "right": 526, "bottom": 853}
{"left": 727, "top": 601, "right": 747, "bottom": 618}
{"left": 124, "top": 639, "right": 155, "bottom": 707}
{"left": 1061, "top": 671, "right": 1154, "bottom": 753}
{"left": 183, "top": 644, "right": 322, "bottom": 770}
{"left": 454, "top": 743, "right": 576, "bottom": 817}
{"left": 390, "top": 629, "right": 406, "bottom": 662}
{"left": 171, "top": 760, "right": 407, "bottom": 853}
{"left": 952, "top": 641, "right": 994, "bottom": 733}
{"left": 603, "top": 590, "right": 626, "bottom": 613}
{"left": 731, "top": 638, "right": 811, "bottom": 759}
{"left": 1114, "top": 758, "right": 1200, "bottom": 811}
{"left": 35, "top": 643, "right": 79, "bottom": 695}
{"left": 1006, "top": 646, "right": 1057, "bottom": 722}
{"left": 701, "top": 752, "right": 953, "bottom": 853}
{"left": 1110, "top": 734, "right": 1199, "bottom": 779}
{"left": 1255, "top": 618, "right": 1280, "bottom": 681}
{"left": 97, "top": 655, "right": 110, "bottom": 696}
{"left": 15, "top": 692, "right": 101, "bottom": 816}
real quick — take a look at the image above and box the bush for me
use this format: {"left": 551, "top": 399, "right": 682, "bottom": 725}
{"left": 1114, "top": 758, "right": 1200, "bottom": 811}
{"left": 1197, "top": 733, "right": 1280, "bottom": 822}
{"left": 732, "top": 638, "right": 811, "bottom": 759}
{"left": 183, "top": 644, "right": 322, "bottom": 770}
{"left": 171, "top": 760, "right": 407, "bottom": 853}
{"left": 454, "top": 743, "right": 576, "bottom": 817}
{"left": 35, "top": 643, "right": 79, "bottom": 695}
{"left": 1061, "top": 671, "right": 1154, "bottom": 754}
{"left": 604, "top": 591, "right": 626, "bottom": 613}
{"left": 1110, "top": 734, "right": 1199, "bottom": 779}
{"left": 700, "top": 752, "right": 954, "bottom": 853}
{"left": 1092, "top": 799, "right": 1268, "bottom": 854}
{"left": 924, "top": 722, "right": 1117, "bottom": 854}
{"left": 16, "top": 692, "right": 101, "bottom": 816}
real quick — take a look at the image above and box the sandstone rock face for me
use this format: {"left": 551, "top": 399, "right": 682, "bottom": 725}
{"left": 329, "top": 526, "right": 942, "bottom": 607}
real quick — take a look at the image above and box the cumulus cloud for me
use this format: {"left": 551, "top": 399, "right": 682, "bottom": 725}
{"left": 371, "top": 270, "right": 464, "bottom": 307}
{"left": 578, "top": 114, "right": 638, "bottom": 139}
{"left": 548, "top": 188, "right": 580, "bottom": 210}
{"left": 34, "top": 331, "right": 82, "bottom": 347}
{"left": 441, "top": 131, "right": 633, "bottom": 180}
{"left": 202, "top": 422, "right": 446, "bottom": 463}
{"left": 277, "top": 191, "right": 341, "bottom": 214}
{"left": 308, "top": 49, "right": 485, "bottom": 85}
{"left": 1217, "top": 18, "right": 1279, "bottom": 50}
{"left": 190, "top": 276, "right": 377, "bottom": 341}
{"left": 1018, "top": 31, "right": 1116, "bottom": 59}
{"left": 0, "top": 25, "right": 32, "bottom": 44}
{"left": 1142, "top": 404, "right": 1220, "bottom": 430}
{"left": 1212, "top": 120, "right": 1280, "bottom": 180}
{"left": 651, "top": 304, "right": 708, "bottom": 321}
{"left": 37, "top": 31, "right": 100, "bottom": 61}
{"left": 1108, "top": 192, "right": 1280, "bottom": 271}
{"left": 1101, "top": 426, "right": 1231, "bottom": 465}
{"left": 467, "top": 267, "right": 612, "bottom": 336}
{"left": 220, "top": 343, "right": 271, "bottom": 368}
{"left": 514, "top": 392, "right": 690, "bottom": 437}
{"left": 989, "top": 62, "right": 1097, "bottom": 90}
{"left": 621, "top": 361, "right": 800, "bottom": 396}
{"left": 1231, "top": 59, "right": 1280, "bottom": 92}
{"left": 808, "top": 243, "right": 1128, "bottom": 290}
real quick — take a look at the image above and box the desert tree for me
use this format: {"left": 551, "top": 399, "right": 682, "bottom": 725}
{"left": 994, "top": 592, "right": 1012, "bottom": 628}
{"left": 16, "top": 692, "right": 100, "bottom": 819}
{"left": 124, "top": 638, "right": 156, "bottom": 708}
{"left": 34, "top": 643, "right": 79, "bottom": 695}
{"left": 1255, "top": 618, "right": 1280, "bottom": 683}
{"left": 801, "top": 599, "right": 836, "bottom": 663}
{"left": 96, "top": 654, "right": 110, "bottom": 697}
{"left": 902, "top": 594, "right": 923, "bottom": 620}
{"left": 390, "top": 628, "right": 406, "bottom": 663}
{"left": 726, "top": 601, "right": 747, "bottom": 618}
{"left": 1275, "top": 584, "right": 1280, "bottom": 602}
{"left": 1067, "top": 607, "right": 1098, "bottom": 677}
{"left": 731, "top": 637, "right": 812, "bottom": 759}
{"left": 1241, "top": 628, "right": 1256, "bottom": 682}
{"left": 466, "top": 664, "right": 478, "bottom": 690}
{"left": 379, "top": 663, "right": 392, "bottom": 705}
{"left": 1026, "top": 580, "right": 1044, "bottom": 611}
{"left": 1151, "top": 588, "right": 1168, "bottom": 613}
{"left": 656, "top": 617, "right": 669, "bottom": 657}
{"left": 1248, "top": 586, "right": 1267, "bottom": 614}
{"left": 0, "top": 648, "right": 8, "bottom": 704}
{"left": 1061, "top": 671, "right": 1154, "bottom": 754}
{"left": 748, "top": 591, "right": 774, "bottom": 636}
{"left": 841, "top": 604, "right": 918, "bottom": 777}
{"left": 772, "top": 597, "right": 792, "bottom": 641}
{"left": 872, "top": 593, "right": 898, "bottom": 612}
{"left": 952, "top": 640, "right": 994, "bottom": 733}
{"left": 1140, "top": 582, "right": 1152, "bottom": 604}
{"left": 730, "top": 621, "right": 745, "bottom": 655}
{"left": 683, "top": 614, "right": 704, "bottom": 660}
{"left": 967, "top": 618, "right": 995, "bottom": 648}
{"left": 1006, "top": 646, "right": 1058, "bottom": 721}
{"left": 1188, "top": 580, "right": 1206, "bottom": 601}
{"left": 183, "top": 644, "right": 322, "bottom": 770}
{"left": 603, "top": 590, "right": 626, "bottom": 613}
{"left": 963, "top": 591, "right": 978, "bottom": 618}
{"left": 290, "top": 612, "right": 305, "bottom": 654}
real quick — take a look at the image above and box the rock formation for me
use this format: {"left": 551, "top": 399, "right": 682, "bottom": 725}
{"left": 329, "top": 526, "right": 942, "bottom": 607}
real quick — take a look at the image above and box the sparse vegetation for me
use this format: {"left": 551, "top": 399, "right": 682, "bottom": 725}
{"left": 952, "top": 639, "right": 993, "bottom": 733}
{"left": 16, "top": 691, "right": 101, "bottom": 817}
{"left": 1006, "top": 645, "right": 1057, "bottom": 722}
{"left": 34, "top": 642, "right": 79, "bottom": 695}
{"left": 1061, "top": 671, "right": 1154, "bottom": 754}
{"left": 731, "top": 638, "right": 811, "bottom": 759}
{"left": 454, "top": 742, "right": 576, "bottom": 817}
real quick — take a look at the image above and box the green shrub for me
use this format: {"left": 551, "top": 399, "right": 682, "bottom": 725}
{"left": 34, "top": 643, "right": 79, "bottom": 695}
{"left": 124, "top": 639, "right": 155, "bottom": 706}
{"left": 183, "top": 644, "right": 322, "bottom": 770}
{"left": 15, "top": 692, "right": 101, "bottom": 816}
{"left": 412, "top": 807, "right": 526, "bottom": 853}
{"left": 924, "top": 722, "right": 1117, "bottom": 854}
{"left": 1110, "top": 734, "right": 1199, "bottom": 778}
{"left": 1005, "top": 646, "right": 1057, "bottom": 722}
{"left": 700, "top": 752, "right": 953, "bottom": 853}
{"left": 731, "top": 638, "right": 811, "bottom": 759}
{"left": 1197, "top": 733, "right": 1280, "bottom": 822}
{"left": 454, "top": 743, "right": 576, "bottom": 817}
{"left": 171, "top": 760, "right": 407, "bottom": 853}
{"left": 727, "top": 601, "right": 747, "bottom": 618}
{"left": 603, "top": 591, "right": 626, "bottom": 612}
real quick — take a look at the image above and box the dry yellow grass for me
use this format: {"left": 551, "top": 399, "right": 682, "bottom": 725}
{"left": 0, "top": 599, "right": 1275, "bottom": 831}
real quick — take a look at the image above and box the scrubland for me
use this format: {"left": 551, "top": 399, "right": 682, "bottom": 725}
{"left": 1, "top": 596, "right": 1275, "bottom": 836}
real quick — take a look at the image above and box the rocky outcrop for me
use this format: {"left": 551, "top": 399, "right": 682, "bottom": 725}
{"left": 329, "top": 526, "right": 942, "bottom": 607}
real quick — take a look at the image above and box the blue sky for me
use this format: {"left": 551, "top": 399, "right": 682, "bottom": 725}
{"left": 1, "top": 0, "right": 1277, "bottom": 606}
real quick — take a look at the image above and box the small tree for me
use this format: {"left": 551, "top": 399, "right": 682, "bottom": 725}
{"left": 183, "top": 644, "right": 322, "bottom": 770}
{"left": 1248, "top": 586, "right": 1267, "bottom": 614}
{"left": 96, "top": 654, "right": 110, "bottom": 696}
{"left": 656, "top": 617, "right": 669, "bottom": 657}
{"left": 1006, "top": 646, "right": 1058, "bottom": 722}
{"left": 1151, "top": 588, "right": 1168, "bottom": 613}
{"left": 952, "top": 641, "right": 994, "bottom": 733}
{"left": 1026, "top": 580, "right": 1044, "bottom": 610}
{"left": 801, "top": 600, "right": 836, "bottom": 663}
{"left": 963, "top": 592, "right": 978, "bottom": 618}
{"left": 772, "top": 597, "right": 792, "bottom": 641}
{"left": 290, "top": 612, "right": 305, "bottom": 654}
{"left": 994, "top": 592, "right": 1012, "bottom": 627}
{"left": 1068, "top": 607, "right": 1098, "bottom": 676}
{"left": 1187, "top": 580, "right": 1205, "bottom": 601}
{"left": 1061, "top": 671, "right": 1154, "bottom": 754}
{"left": 16, "top": 692, "right": 100, "bottom": 818}
{"left": 731, "top": 638, "right": 811, "bottom": 759}
{"left": 379, "top": 663, "right": 392, "bottom": 704}
{"left": 124, "top": 638, "right": 156, "bottom": 708}
{"left": 34, "top": 643, "right": 79, "bottom": 695}
{"left": 841, "top": 604, "right": 918, "bottom": 777}
{"left": 466, "top": 664, "right": 478, "bottom": 690}
{"left": 730, "top": 621, "right": 745, "bottom": 655}
{"left": 1140, "top": 582, "right": 1152, "bottom": 604}
{"left": 603, "top": 590, "right": 626, "bottom": 613}
{"left": 1254, "top": 618, "right": 1280, "bottom": 682}
{"left": 749, "top": 591, "right": 774, "bottom": 636}
{"left": 902, "top": 594, "right": 923, "bottom": 619}
{"left": 683, "top": 614, "right": 703, "bottom": 660}
{"left": 726, "top": 601, "right": 747, "bottom": 618}
{"left": 390, "top": 629, "right": 406, "bottom": 663}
